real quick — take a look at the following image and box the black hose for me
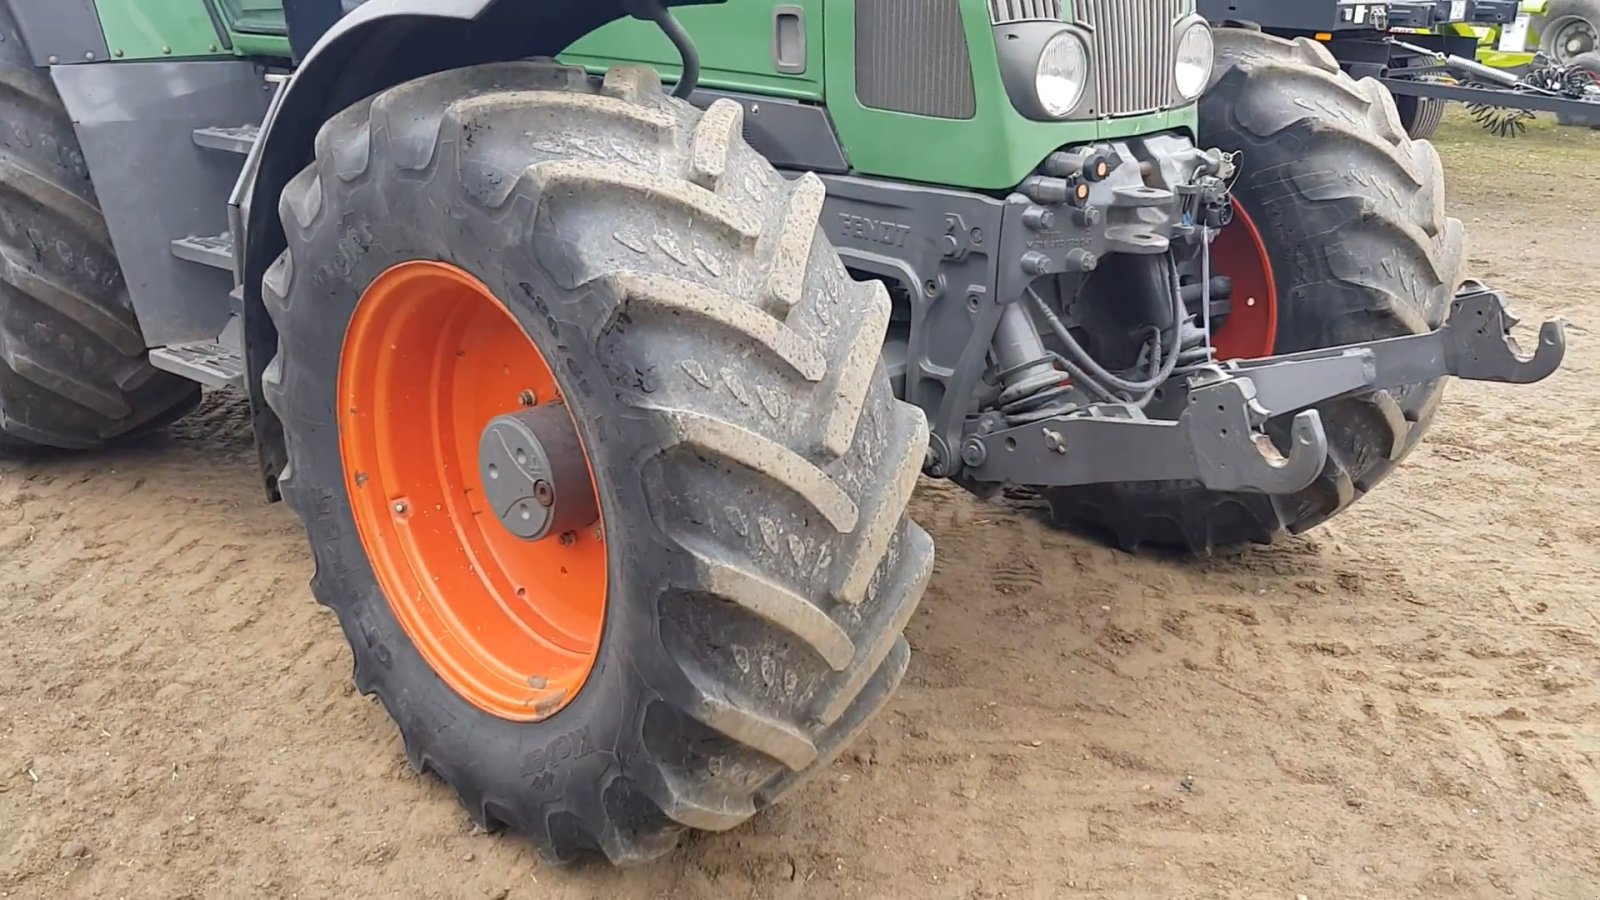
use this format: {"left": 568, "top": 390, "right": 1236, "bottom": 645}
{"left": 647, "top": 6, "right": 702, "bottom": 99}
{"left": 1024, "top": 254, "right": 1184, "bottom": 398}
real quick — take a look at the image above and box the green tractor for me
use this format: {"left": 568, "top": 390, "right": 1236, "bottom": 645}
{"left": 0, "top": 0, "right": 1563, "bottom": 865}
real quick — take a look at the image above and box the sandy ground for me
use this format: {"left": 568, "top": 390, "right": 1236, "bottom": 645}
{"left": 2, "top": 110, "right": 1598, "bottom": 900}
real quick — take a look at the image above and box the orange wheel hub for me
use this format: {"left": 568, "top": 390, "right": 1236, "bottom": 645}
{"left": 338, "top": 261, "right": 606, "bottom": 721}
{"left": 1210, "top": 202, "right": 1280, "bottom": 360}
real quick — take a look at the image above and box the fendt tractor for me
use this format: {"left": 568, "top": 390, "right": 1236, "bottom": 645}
{"left": 0, "top": 0, "right": 1565, "bottom": 864}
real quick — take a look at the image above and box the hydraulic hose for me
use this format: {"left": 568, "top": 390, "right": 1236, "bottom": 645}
{"left": 626, "top": 0, "right": 701, "bottom": 98}
{"left": 1024, "top": 253, "right": 1184, "bottom": 399}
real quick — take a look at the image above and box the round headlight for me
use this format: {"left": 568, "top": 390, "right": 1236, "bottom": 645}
{"left": 1036, "top": 31, "right": 1089, "bottom": 118}
{"left": 1174, "top": 21, "right": 1215, "bottom": 101}
{"left": 1177, "top": 21, "right": 1209, "bottom": 99}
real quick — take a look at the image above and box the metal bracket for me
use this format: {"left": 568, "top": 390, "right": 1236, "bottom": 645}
{"left": 961, "top": 283, "right": 1565, "bottom": 494}
{"left": 967, "top": 378, "right": 1329, "bottom": 494}
{"left": 1223, "top": 284, "right": 1565, "bottom": 418}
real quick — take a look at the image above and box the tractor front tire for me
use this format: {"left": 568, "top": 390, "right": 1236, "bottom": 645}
{"left": 1046, "top": 30, "right": 1466, "bottom": 553}
{"left": 262, "top": 62, "right": 933, "bottom": 865}
{"left": 0, "top": 6, "right": 198, "bottom": 449}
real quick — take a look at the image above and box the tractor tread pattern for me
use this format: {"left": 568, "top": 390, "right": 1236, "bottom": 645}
{"left": 0, "top": 6, "right": 197, "bottom": 450}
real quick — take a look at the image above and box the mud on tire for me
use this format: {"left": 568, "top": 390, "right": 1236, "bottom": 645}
{"left": 0, "top": 6, "right": 199, "bottom": 449}
{"left": 261, "top": 62, "right": 933, "bottom": 864}
{"left": 1047, "top": 29, "right": 1467, "bottom": 553}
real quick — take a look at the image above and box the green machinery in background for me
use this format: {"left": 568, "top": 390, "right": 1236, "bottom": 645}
{"left": 1211, "top": 0, "right": 1600, "bottom": 137}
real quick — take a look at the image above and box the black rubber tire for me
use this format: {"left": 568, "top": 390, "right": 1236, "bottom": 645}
{"left": 1396, "top": 91, "right": 1448, "bottom": 140}
{"left": 0, "top": 6, "right": 198, "bottom": 449}
{"left": 1390, "top": 49, "right": 1449, "bottom": 140}
{"left": 1046, "top": 30, "right": 1466, "bottom": 554}
{"left": 1539, "top": 0, "right": 1600, "bottom": 64}
{"left": 262, "top": 62, "right": 933, "bottom": 865}
{"left": 1557, "top": 51, "right": 1600, "bottom": 127}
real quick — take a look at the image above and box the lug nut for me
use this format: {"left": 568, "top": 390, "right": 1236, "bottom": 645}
{"left": 1020, "top": 251, "right": 1054, "bottom": 276}
{"left": 1022, "top": 206, "right": 1056, "bottom": 230}
{"left": 960, "top": 437, "right": 988, "bottom": 468}
{"left": 533, "top": 480, "right": 554, "bottom": 507}
{"left": 1065, "top": 249, "right": 1099, "bottom": 273}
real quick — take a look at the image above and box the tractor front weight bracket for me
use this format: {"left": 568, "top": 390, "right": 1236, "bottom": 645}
{"left": 961, "top": 283, "right": 1566, "bottom": 494}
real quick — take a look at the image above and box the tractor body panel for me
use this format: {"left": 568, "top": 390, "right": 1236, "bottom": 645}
{"left": 563, "top": 1, "right": 826, "bottom": 100}
{"left": 90, "top": 1, "right": 240, "bottom": 60}
{"left": 6, "top": 0, "right": 293, "bottom": 63}
{"left": 4, "top": 1, "right": 111, "bottom": 65}
{"left": 49, "top": 60, "right": 269, "bottom": 347}
{"left": 567, "top": 0, "right": 1201, "bottom": 190}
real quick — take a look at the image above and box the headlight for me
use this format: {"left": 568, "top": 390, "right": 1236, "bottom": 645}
{"left": 1174, "top": 21, "right": 1215, "bottom": 101}
{"left": 1036, "top": 31, "right": 1089, "bottom": 117}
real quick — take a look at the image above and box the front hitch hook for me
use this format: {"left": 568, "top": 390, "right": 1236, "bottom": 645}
{"left": 1182, "top": 378, "right": 1329, "bottom": 494}
{"left": 1445, "top": 284, "right": 1565, "bottom": 384}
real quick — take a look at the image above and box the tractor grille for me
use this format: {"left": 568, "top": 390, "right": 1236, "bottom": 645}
{"left": 1075, "top": 0, "right": 1186, "bottom": 115}
{"left": 856, "top": 0, "right": 978, "bottom": 119}
{"left": 988, "top": 0, "right": 1064, "bottom": 25}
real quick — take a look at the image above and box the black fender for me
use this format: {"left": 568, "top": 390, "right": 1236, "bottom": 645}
{"left": 241, "top": 0, "right": 713, "bottom": 497}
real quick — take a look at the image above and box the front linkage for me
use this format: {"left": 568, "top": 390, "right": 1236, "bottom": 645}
{"left": 963, "top": 283, "right": 1566, "bottom": 493}
{"left": 844, "top": 124, "right": 1567, "bottom": 502}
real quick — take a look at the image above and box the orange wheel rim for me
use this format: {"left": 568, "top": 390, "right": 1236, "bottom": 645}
{"left": 339, "top": 261, "right": 606, "bottom": 721}
{"left": 1211, "top": 201, "right": 1279, "bottom": 360}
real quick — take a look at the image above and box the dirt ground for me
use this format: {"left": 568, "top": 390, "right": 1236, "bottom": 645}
{"left": 2, "top": 110, "right": 1598, "bottom": 900}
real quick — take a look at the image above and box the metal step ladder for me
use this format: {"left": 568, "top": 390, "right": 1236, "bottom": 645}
{"left": 170, "top": 233, "right": 236, "bottom": 271}
{"left": 148, "top": 118, "right": 265, "bottom": 390}
{"left": 192, "top": 124, "right": 260, "bottom": 156}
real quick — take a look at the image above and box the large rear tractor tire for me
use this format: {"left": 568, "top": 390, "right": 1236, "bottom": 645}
{"left": 1046, "top": 30, "right": 1466, "bottom": 553}
{"left": 0, "top": 5, "right": 199, "bottom": 449}
{"left": 262, "top": 62, "right": 933, "bottom": 865}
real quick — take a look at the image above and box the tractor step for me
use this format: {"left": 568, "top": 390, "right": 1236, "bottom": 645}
{"left": 192, "top": 124, "right": 261, "bottom": 156}
{"left": 149, "top": 337, "right": 245, "bottom": 390}
{"left": 171, "top": 233, "right": 236, "bottom": 271}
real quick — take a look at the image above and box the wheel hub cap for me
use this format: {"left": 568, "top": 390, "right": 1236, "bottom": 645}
{"left": 1554, "top": 19, "right": 1597, "bottom": 61}
{"left": 479, "top": 407, "right": 599, "bottom": 541}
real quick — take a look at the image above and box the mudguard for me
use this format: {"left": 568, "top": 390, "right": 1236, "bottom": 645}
{"left": 242, "top": 0, "right": 715, "bottom": 496}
